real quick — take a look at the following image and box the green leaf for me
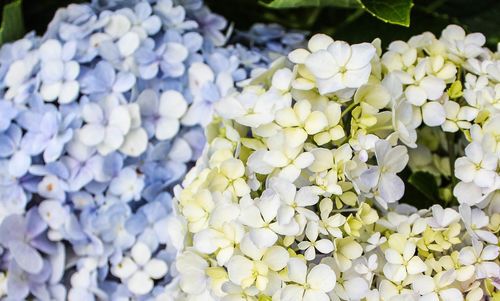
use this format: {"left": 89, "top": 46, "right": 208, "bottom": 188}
{"left": 260, "top": 0, "right": 360, "bottom": 9}
{"left": 408, "top": 171, "right": 439, "bottom": 203}
{"left": 358, "top": 0, "right": 413, "bottom": 26}
{"left": 0, "top": 0, "right": 25, "bottom": 45}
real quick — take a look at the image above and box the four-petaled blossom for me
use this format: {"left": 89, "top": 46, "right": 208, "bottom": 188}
{"left": 305, "top": 40, "right": 376, "bottom": 94}
{"left": 281, "top": 258, "right": 336, "bottom": 301}
{"left": 111, "top": 242, "right": 168, "bottom": 295}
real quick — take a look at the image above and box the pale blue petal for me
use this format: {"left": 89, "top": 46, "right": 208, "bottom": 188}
{"left": 97, "top": 40, "right": 121, "bottom": 65}
{"left": 135, "top": 1, "right": 152, "bottom": 20}
{"left": 26, "top": 208, "right": 48, "bottom": 239}
{"left": 49, "top": 243, "right": 65, "bottom": 284}
{"left": 134, "top": 47, "right": 156, "bottom": 65}
{"left": 150, "top": 141, "right": 171, "bottom": 160}
{"left": 21, "top": 132, "right": 48, "bottom": 155}
{"left": 125, "top": 212, "right": 148, "bottom": 235}
{"left": 6, "top": 264, "right": 29, "bottom": 299}
{"left": 142, "top": 16, "right": 162, "bottom": 35}
{"left": 137, "top": 89, "right": 159, "bottom": 116}
{"left": 44, "top": 161, "right": 70, "bottom": 179}
{"left": 113, "top": 72, "right": 136, "bottom": 93}
{"left": 8, "top": 151, "right": 31, "bottom": 178}
{"left": 31, "top": 234, "right": 57, "bottom": 254}
{"left": 44, "top": 139, "right": 66, "bottom": 163}
{"left": 6, "top": 124, "right": 22, "bottom": 145}
{"left": 16, "top": 111, "right": 42, "bottom": 132}
{"left": 10, "top": 240, "right": 44, "bottom": 273}
{"left": 61, "top": 40, "right": 77, "bottom": 61}
{"left": 41, "top": 111, "right": 59, "bottom": 136}
{"left": 0, "top": 134, "right": 15, "bottom": 157}
{"left": 141, "top": 201, "right": 167, "bottom": 222}
{"left": 41, "top": 60, "right": 64, "bottom": 83}
{"left": 0, "top": 214, "right": 25, "bottom": 243}
{"left": 160, "top": 61, "right": 185, "bottom": 77}
{"left": 183, "top": 32, "right": 203, "bottom": 52}
{"left": 139, "top": 63, "right": 159, "bottom": 80}
{"left": 181, "top": 101, "right": 212, "bottom": 126}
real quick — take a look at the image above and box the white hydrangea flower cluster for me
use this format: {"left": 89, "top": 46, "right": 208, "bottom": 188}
{"left": 167, "top": 25, "right": 500, "bottom": 300}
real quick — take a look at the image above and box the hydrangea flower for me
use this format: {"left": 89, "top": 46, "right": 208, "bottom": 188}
{"left": 169, "top": 26, "right": 500, "bottom": 301}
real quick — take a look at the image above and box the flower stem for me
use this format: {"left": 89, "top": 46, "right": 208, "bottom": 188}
{"left": 368, "top": 125, "right": 393, "bottom": 133}
{"left": 446, "top": 132, "right": 458, "bottom": 204}
{"left": 341, "top": 102, "right": 358, "bottom": 118}
{"left": 331, "top": 208, "right": 358, "bottom": 213}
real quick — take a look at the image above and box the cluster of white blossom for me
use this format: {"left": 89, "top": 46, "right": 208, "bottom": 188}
{"left": 166, "top": 25, "right": 500, "bottom": 300}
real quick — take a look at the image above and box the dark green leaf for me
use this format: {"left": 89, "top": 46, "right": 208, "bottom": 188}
{"left": 358, "top": 0, "right": 413, "bottom": 26}
{"left": 260, "top": 0, "right": 360, "bottom": 9}
{"left": 408, "top": 171, "right": 439, "bottom": 203}
{"left": 0, "top": 0, "right": 25, "bottom": 45}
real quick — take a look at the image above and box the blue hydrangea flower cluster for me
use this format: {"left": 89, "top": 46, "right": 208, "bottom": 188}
{"left": 0, "top": 0, "right": 306, "bottom": 299}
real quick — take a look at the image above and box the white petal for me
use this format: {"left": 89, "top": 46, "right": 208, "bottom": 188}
{"left": 262, "top": 246, "right": 289, "bottom": 271}
{"left": 79, "top": 124, "right": 105, "bottom": 146}
{"left": 272, "top": 68, "right": 293, "bottom": 91}
{"left": 118, "top": 32, "right": 140, "bottom": 56}
{"left": 127, "top": 271, "right": 153, "bottom": 295}
{"left": 379, "top": 173, "right": 405, "bottom": 203}
{"left": 422, "top": 102, "right": 446, "bottom": 126}
{"left": 249, "top": 228, "right": 278, "bottom": 249}
{"left": 303, "top": 290, "right": 329, "bottom": 301}
{"left": 281, "top": 285, "right": 305, "bottom": 301}
{"left": 407, "top": 256, "right": 427, "bottom": 274}
{"left": 327, "top": 41, "right": 351, "bottom": 66}
{"left": 263, "top": 150, "right": 289, "bottom": 168}
{"left": 239, "top": 205, "right": 265, "bottom": 228}
{"left": 277, "top": 205, "right": 295, "bottom": 225}
{"left": 305, "top": 112, "right": 328, "bottom": 134}
{"left": 346, "top": 43, "right": 376, "bottom": 69}
{"left": 439, "top": 288, "right": 463, "bottom": 301}
{"left": 360, "top": 166, "right": 380, "bottom": 188}
{"left": 193, "top": 229, "right": 219, "bottom": 254}
{"left": 307, "top": 264, "right": 336, "bottom": 292}
{"left": 420, "top": 76, "right": 445, "bottom": 100}
{"left": 108, "top": 106, "right": 131, "bottom": 134}
{"left": 412, "top": 275, "right": 434, "bottom": 295}
{"left": 131, "top": 242, "right": 151, "bottom": 265}
{"left": 59, "top": 81, "right": 79, "bottom": 104}
{"left": 155, "top": 117, "right": 179, "bottom": 140}
{"left": 120, "top": 128, "right": 148, "bottom": 156}
{"left": 454, "top": 158, "right": 476, "bottom": 183}
{"left": 385, "top": 248, "right": 404, "bottom": 265}
{"left": 343, "top": 65, "right": 371, "bottom": 88}
{"left": 481, "top": 245, "right": 500, "bottom": 261}
{"left": 383, "top": 263, "right": 407, "bottom": 282}
{"left": 315, "top": 239, "right": 334, "bottom": 254}
{"left": 40, "top": 82, "right": 62, "bottom": 101}
{"left": 308, "top": 34, "right": 334, "bottom": 52}
{"left": 405, "top": 85, "right": 427, "bottom": 106}
{"left": 305, "top": 50, "right": 338, "bottom": 79}
{"left": 287, "top": 258, "right": 307, "bottom": 285}
{"left": 144, "top": 258, "right": 168, "bottom": 279}
{"left": 160, "top": 90, "right": 188, "bottom": 118}
{"left": 473, "top": 169, "right": 496, "bottom": 188}
{"left": 288, "top": 48, "right": 310, "bottom": 64}
{"left": 111, "top": 257, "right": 137, "bottom": 279}
{"left": 227, "top": 255, "right": 253, "bottom": 285}
{"left": 82, "top": 103, "right": 104, "bottom": 123}
{"left": 103, "top": 126, "right": 124, "bottom": 150}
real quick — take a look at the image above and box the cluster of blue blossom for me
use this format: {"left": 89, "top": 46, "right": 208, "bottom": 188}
{"left": 0, "top": 0, "right": 306, "bottom": 300}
